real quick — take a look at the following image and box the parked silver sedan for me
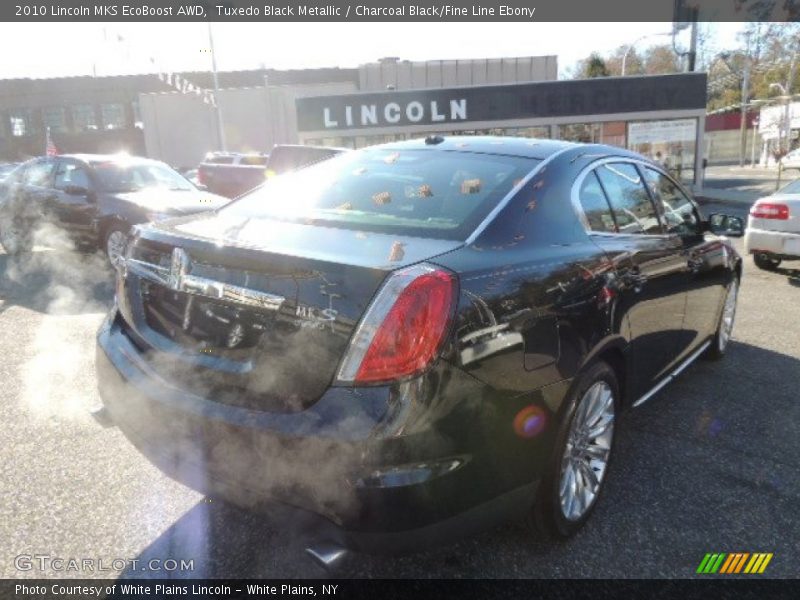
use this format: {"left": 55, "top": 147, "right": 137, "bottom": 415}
{"left": 745, "top": 178, "right": 800, "bottom": 270}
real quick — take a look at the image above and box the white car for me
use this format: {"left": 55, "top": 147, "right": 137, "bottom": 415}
{"left": 781, "top": 148, "right": 800, "bottom": 170}
{"left": 745, "top": 178, "right": 800, "bottom": 270}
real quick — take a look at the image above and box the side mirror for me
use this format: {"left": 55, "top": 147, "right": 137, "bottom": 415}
{"left": 708, "top": 213, "right": 744, "bottom": 238}
{"left": 63, "top": 184, "right": 89, "bottom": 197}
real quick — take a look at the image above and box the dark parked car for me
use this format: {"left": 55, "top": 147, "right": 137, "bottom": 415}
{"left": 0, "top": 162, "right": 19, "bottom": 182}
{"left": 198, "top": 145, "right": 347, "bottom": 198}
{"left": 96, "top": 137, "right": 743, "bottom": 561}
{"left": 0, "top": 154, "right": 228, "bottom": 265}
{"left": 196, "top": 151, "right": 270, "bottom": 198}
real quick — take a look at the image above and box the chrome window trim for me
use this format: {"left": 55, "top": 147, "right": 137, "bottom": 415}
{"left": 636, "top": 163, "right": 704, "bottom": 235}
{"left": 464, "top": 144, "right": 576, "bottom": 245}
{"left": 570, "top": 156, "right": 676, "bottom": 240}
{"left": 632, "top": 340, "right": 711, "bottom": 408}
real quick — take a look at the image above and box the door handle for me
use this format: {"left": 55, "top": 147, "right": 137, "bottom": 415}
{"left": 687, "top": 254, "right": 704, "bottom": 272}
{"left": 622, "top": 267, "right": 647, "bottom": 293}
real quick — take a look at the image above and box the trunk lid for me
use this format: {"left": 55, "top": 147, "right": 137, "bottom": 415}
{"left": 111, "top": 189, "right": 229, "bottom": 214}
{"left": 750, "top": 194, "right": 800, "bottom": 234}
{"left": 117, "top": 212, "right": 462, "bottom": 411}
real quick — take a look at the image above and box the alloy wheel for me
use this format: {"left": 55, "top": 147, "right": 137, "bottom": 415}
{"left": 106, "top": 230, "right": 128, "bottom": 268}
{"left": 559, "top": 381, "right": 615, "bottom": 522}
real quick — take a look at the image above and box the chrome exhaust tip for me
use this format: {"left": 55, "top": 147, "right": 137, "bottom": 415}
{"left": 90, "top": 405, "right": 114, "bottom": 427}
{"left": 305, "top": 543, "right": 349, "bottom": 571}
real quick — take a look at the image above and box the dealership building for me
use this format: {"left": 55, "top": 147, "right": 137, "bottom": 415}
{"left": 142, "top": 56, "right": 707, "bottom": 188}
{"left": 2, "top": 55, "right": 708, "bottom": 188}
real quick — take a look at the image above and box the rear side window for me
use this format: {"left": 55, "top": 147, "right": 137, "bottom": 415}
{"left": 54, "top": 162, "right": 92, "bottom": 191}
{"left": 239, "top": 155, "right": 268, "bottom": 166}
{"left": 24, "top": 160, "right": 56, "bottom": 188}
{"left": 595, "top": 163, "right": 663, "bottom": 235}
{"left": 642, "top": 167, "right": 699, "bottom": 235}
{"left": 578, "top": 171, "right": 617, "bottom": 233}
{"left": 222, "top": 148, "right": 539, "bottom": 241}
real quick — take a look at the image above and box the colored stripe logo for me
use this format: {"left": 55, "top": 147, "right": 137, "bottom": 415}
{"left": 697, "top": 553, "right": 773, "bottom": 574}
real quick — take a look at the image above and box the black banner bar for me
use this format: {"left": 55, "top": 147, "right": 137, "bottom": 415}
{"left": 2, "top": 0, "right": 799, "bottom": 22}
{"left": 3, "top": 578, "right": 800, "bottom": 600}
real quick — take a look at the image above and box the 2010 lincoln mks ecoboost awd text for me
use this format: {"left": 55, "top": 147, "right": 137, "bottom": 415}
{"left": 96, "top": 137, "right": 744, "bottom": 557}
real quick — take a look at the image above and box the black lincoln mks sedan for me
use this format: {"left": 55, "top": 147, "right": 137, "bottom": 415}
{"left": 0, "top": 154, "right": 228, "bottom": 266}
{"left": 95, "top": 136, "right": 744, "bottom": 559}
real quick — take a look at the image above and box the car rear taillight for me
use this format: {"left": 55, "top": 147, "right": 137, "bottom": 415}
{"left": 750, "top": 203, "right": 789, "bottom": 220}
{"left": 197, "top": 168, "right": 207, "bottom": 186}
{"left": 337, "top": 264, "right": 457, "bottom": 385}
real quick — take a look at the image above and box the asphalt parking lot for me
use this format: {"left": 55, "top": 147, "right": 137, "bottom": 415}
{"left": 1, "top": 210, "right": 798, "bottom": 579}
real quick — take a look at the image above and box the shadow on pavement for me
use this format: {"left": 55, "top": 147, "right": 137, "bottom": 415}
{"left": 0, "top": 249, "right": 114, "bottom": 315}
{"left": 779, "top": 265, "right": 800, "bottom": 288}
{"left": 115, "top": 340, "right": 800, "bottom": 579}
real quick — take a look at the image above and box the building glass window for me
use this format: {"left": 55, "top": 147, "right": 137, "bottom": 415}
{"left": 599, "top": 121, "right": 626, "bottom": 148}
{"left": 9, "top": 109, "right": 35, "bottom": 137}
{"left": 559, "top": 122, "right": 602, "bottom": 143}
{"left": 43, "top": 107, "right": 67, "bottom": 133}
{"left": 514, "top": 126, "right": 551, "bottom": 139}
{"left": 72, "top": 104, "right": 97, "bottom": 131}
{"left": 627, "top": 118, "right": 697, "bottom": 184}
{"left": 101, "top": 103, "right": 126, "bottom": 130}
{"left": 131, "top": 99, "right": 143, "bottom": 129}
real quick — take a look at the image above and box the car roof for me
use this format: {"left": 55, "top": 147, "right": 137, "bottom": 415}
{"left": 374, "top": 136, "right": 656, "bottom": 166}
{"left": 376, "top": 135, "right": 577, "bottom": 160}
{"left": 58, "top": 153, "right": 164, "bottom": 166}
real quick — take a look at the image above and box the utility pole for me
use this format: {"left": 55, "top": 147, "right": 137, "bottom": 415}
{"left": 751, "top": 117, "right": 759, "bottom": 167}
{"left": 785, "top": 47, "right": 798, "bottom": 153}
{"left": 687, "top": 14, "right": 698, "bottom": 72}
{"left": 739, "top": 30, "right": 752, "bottom": 166}
{"left": 208, "top": 23, "right": 227, "bottom": 152}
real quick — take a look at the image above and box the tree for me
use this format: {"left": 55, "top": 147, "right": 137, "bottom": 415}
{"left": 605, "top": 45, "right": 644, "bottom": 76}
{"left": 706, "top": 23, "right": 800, "bottom": 112}
{"left": 571, "top": 44, "right": 680, "bottom": 79}
{"left": 582, "top": 53, "right": 610, "bottom": 78}
{"left": 643, "top": 45, "right": 682, "bottom": 75}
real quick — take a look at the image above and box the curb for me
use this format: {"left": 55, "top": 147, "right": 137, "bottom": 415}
{"left": 695, "top": 195, "right": 754, "bottom": 208}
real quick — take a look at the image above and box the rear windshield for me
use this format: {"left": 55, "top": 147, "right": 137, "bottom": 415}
{"left": 239, "top": 155, "right": 269, "bottom": 166}
{"left": 221, "top": 148, "right": 539, "bottom": 240}
{"left": 206, "top": 156, "right": 235, "bottom": 164}
{"left": 92, "top": 161, "right": 194, "bottom": 193}
{"left": 267, "top": 146, "right": 341, "bottom": 174}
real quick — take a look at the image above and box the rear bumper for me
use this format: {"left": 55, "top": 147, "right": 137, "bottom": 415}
{"left": 745, "top": 227, "right": 800, "bottom": 259}
{"left": 96, "top": 308, "right": 549, "bottom": 554}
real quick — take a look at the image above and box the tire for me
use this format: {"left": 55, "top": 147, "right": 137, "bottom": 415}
{"left": 753, "top": 252, "right": 781, "bottom": 271}
{"left": 103, "top": 223, "right": 129, "bottom": 268}
{"left": 528, "top": 361, "right": 619, "bottom": 539}
{"left": 705, "top": 277, "right": 739, "bottom": 361}
{"left": 0, "top": 214, "right": 33, "bottom": 256}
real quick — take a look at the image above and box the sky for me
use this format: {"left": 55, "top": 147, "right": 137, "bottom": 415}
{"left": 0, "top": 22, "right": 746, "bottom": 80}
